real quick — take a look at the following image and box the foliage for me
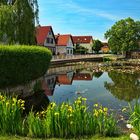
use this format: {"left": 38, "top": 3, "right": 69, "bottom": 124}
{"left": 105, "top": 17, "right": 140, "bottom": 54}
{"left": 74, "top": 43, "right": 88, "bottom": 54}
{"left": 0, "top": 95, "right": 119, "bottom": 138}
{"left": 92, "top": 40, "right": 103, "bottom": 53}
{"left": 105, "top": 71, "right": 140, "bottom": 101}
{"left": 0, "top": 0, "right": 39, "bottom": 45}
{"left": 129, "top": 102, "right": 140, "bottom": 137}
{"left": 27, "top": 97, "right": 118, "bottom": 138}
{"left": 103, "top": 57, "right": 112, "bottom": 62}
{"left": 0, "top": 95, "right": 25, "bottom": 135}
{"left": 0, "top": 45, "right": 52, "bottom": 88}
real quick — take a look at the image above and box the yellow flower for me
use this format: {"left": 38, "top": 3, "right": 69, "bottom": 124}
{"left": 0, "top": 95, "right": 4, "bottom": 100}
{"left": 103, "top": 107, "right": 108, "bottom": 112}
{"left": 54, "top": 112, "right": 59, "bottom": 116}
{"left": 94, "top": 104, "right": 98, "bottom": 107}
{"left": 6, "top": 102, "right": 9, "bottom": 106}
{"left": 82, "top": 98, "right": 87, "bottom": 101}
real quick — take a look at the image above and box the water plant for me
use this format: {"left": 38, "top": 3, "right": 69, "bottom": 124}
{"left": 0, "top": 95, "right": 119, "bottom": 138}
{"left": 27, "top": 97, "right": 119, "bottom": 138}
{"left": 129, "top": 102, "right": 140, "bottom": 137}
{"left": 0, "top": 95, "right": 25, "bottom": 135}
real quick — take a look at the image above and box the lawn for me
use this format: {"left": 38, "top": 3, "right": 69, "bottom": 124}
{"left": 0, "top": 135, "right": 129, "bottom": 140}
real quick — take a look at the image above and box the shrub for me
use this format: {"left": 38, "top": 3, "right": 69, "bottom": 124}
{"left": 0, "top": 45, "right": 52, "bottom": 88}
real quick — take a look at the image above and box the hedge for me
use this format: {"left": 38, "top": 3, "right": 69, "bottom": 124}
{"left": 0, "top": 45, "right": 52, "bottom": 88}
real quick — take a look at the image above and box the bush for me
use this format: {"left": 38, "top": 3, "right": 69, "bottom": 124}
{"left": 0, "top": 45, "right": 52, "bottom": 88}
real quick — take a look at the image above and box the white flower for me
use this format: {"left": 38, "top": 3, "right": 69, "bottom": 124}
{"left": 130, "top": 133, "right": 139, "bottom": 140}
{"left": 126, "top": 124, "right": 133, "bottom": 129}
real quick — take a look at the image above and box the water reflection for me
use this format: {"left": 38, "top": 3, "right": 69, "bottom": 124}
{"left": 105, "top": 71, "right": 140, "bottom": 102}
{"left": 42, "top": 63, "right": 140, "bottom": 110}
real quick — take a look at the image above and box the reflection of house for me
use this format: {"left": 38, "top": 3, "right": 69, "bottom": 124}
{"left": 101, "top": 43, "right": 109, "bottom": 53}
{"left": 42, "top": 75, "right": 56, "bottom": 96}
{"left": 72, "top": 36, "right": 93, "bottom": 53}
{"left": 36, "top": 26, "right": 56, "bottom": 55}
{"left": 56, "top": 71, "right": 74, "bottom": 85}
{"left": 55, "top": 34, "right": 74, "bottom": 55}
{"left": 73, "top": 70, "right": 93, "bottom": 81}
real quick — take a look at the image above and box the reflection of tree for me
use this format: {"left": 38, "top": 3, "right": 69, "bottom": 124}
{"left": 104, "top": 71, "right": 140, "bottom": 102}
{"left": 94, "top": 72, "right": 103, "bottom": 78}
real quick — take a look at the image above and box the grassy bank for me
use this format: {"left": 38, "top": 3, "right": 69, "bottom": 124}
{"left": 0, "top": 95, "right": 119, "bottom": 139}
{"left": 0, "top": 135, "right": 129, "bottom": 140}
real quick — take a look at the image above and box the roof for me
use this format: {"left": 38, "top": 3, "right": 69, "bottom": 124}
{"left": 73, "top": 73, "right": 92, "bottom": 81}
{"left": 56, "top": 74, "right": 73, "bottom": 85}
{"left": 72, "top": 36, "right": 93, "bottom": 44}
{"left": 36, "top": 26, "right": 55, "bottom": 45}
{"left": 55, "top": 34, "right": 74, "bottom": 46}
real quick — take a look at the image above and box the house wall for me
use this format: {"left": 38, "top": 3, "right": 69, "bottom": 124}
{"left": 74, "top": 39, "right": 93, "bottom": 53}
{"left": 56, "top": 37, "right": 74, "bottom": 55}
{"left": 56, "top": 46, "right": 67, "bottom": 55}
{"left": 66, "top": 38, "right": 73, "bottom": 55}
{"left": 44, "top": 31, "right": 55, "bottom": 47}
{"left": 44, "top": 31, "right": 56, "bottom": 54}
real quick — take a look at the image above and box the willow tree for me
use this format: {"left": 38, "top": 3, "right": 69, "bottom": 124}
{"left": 0, "top": 0, "right": 39, "bottom": 45}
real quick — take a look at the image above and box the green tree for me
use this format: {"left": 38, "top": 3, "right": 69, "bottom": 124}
{"left": 105, "top": 17, "right": 140, "bottom": 54}
{"left": 104, "top": 71, "right": 140, "bottom": 102}
{"left": 0, "top": 0, "right": 39, "bottom": 45}
{"left": 92, "top": 39, "right": 103, "bottom": 53}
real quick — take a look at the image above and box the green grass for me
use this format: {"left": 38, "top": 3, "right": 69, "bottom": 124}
{"left": 0, "top": 135, "right": 129, "bottom": 140}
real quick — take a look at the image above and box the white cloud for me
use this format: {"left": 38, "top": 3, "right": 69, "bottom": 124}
{"left": 39, "top": 0, "right": 121, "bottom": 21}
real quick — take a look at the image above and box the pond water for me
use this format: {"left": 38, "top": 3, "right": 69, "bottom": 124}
{"left": 43, "top": 62, "right": 140, "bottom": 115}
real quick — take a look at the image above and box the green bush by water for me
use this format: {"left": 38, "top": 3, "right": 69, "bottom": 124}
{"left": 0, "top": 45, "right": 52, "bottom": 88}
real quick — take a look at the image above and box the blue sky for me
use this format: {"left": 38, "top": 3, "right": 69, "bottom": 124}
{"left": 38, "top": 0, "right": 140, "bottom": 41}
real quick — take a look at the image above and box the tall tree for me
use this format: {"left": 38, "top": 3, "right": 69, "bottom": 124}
{"left": 105, "top": 17, "right": 140, "bottom": 54}
{"left": 92, "top": 39, "right": 103, "bottom": 53}
{"left": 0, "top": 0, "right": 39, "bottom": 45}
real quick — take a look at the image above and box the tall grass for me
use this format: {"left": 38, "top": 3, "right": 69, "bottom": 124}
{"left": 0, "top": 95, "right": 119, "bottom": 138}
{"left": 129, "top": 102, "right": 140, "bottom": 136}
{"left": 27, "top": 97, "right": 119, "bottom": 138}
{"left": 0, "top": 95, "right": 25, "bottom": 135}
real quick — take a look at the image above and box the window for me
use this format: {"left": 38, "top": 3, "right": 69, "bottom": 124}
{"left": 67, "top": 49, "right": 69, "bottom": 54}
{"left": 46, "top": 38, "right": 54, "bottom": 44}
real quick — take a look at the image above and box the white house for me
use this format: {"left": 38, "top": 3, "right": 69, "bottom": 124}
{"left": 36, "top": 26, "right": 56, "bottom": 55}
{"left": 55, "top": 34, "right": 74, "bottom": 55}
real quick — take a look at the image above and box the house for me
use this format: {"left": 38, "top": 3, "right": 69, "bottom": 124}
{"left": 55, "top": 34, "right": 74, "bottom": 55}
{"left": 101, "top": 42, "right": 109, "bottom": 53}
{"left": 56, "top": 71, "right": 74, "bottom": 85}
{"left": 36, "top": 26, "right": 56, "bottom": 55}
{"left": 73, "top": 70, "right": 93, "bottom": 81}
{"left": 42, "top": 75, "right": 56, "bottom": 96}
{"left": 72, "top": 36, "right": 93, "bottom": 53}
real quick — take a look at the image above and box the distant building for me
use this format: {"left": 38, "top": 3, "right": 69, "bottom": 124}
{"left": 72, "top": 36, "right": 93, "bottom": 53}
{"left": 101, "top": 42, "right": 109, "bottom": 53}
{"left": 36, "top": 26, "right": 56, "bottom": 55}
{"left": 55, "top": 34, "right": 74, "bottom": 55}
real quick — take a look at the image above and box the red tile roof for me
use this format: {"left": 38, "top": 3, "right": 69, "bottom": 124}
{"left": 56, "top": 74, "right": 73, "bottom": 85}
{"left": 73, "top": 73, "right": 92, "bottom": 81}
{"left": 55, "top": 34, "right": 74, "bottom": 46}
{"left": 72, "top": 36, "right": 93, "bottom": 44}
{"left": 36, "top": 26, "right": 54, "bottom": 45}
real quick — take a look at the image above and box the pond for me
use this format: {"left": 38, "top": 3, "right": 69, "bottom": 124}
{"left": 43, "top": 62, "right": 140, "bottom": 115}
